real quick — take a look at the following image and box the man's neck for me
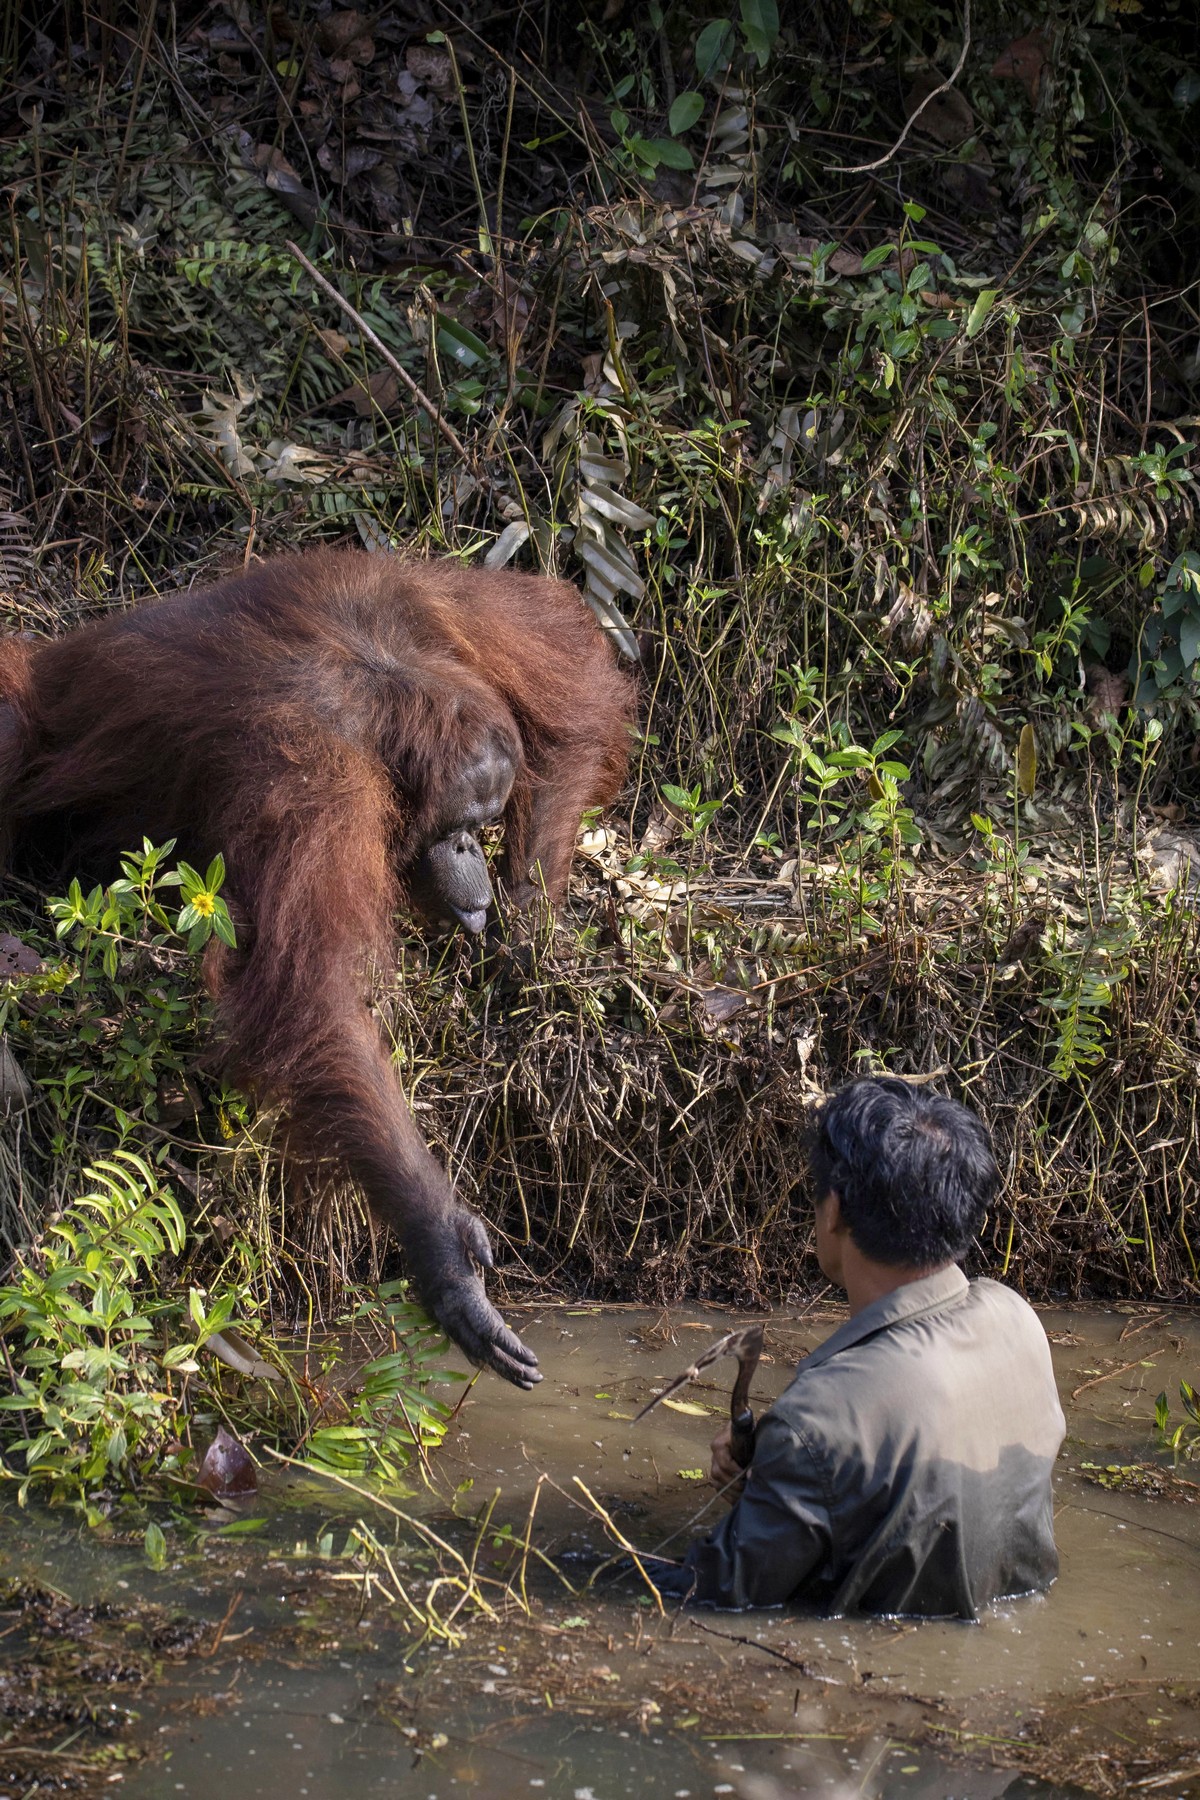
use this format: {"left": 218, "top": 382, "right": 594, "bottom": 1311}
{"left": 843, "top": 1252, "right": 955, "bottom": 1317}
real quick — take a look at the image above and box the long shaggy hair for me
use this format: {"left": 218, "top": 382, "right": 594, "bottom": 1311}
{"left": 0, "top": 548, "right": 635, "bottom": 1383}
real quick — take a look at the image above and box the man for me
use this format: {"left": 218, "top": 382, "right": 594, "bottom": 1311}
{"left": 655, "top": 1076, "right": 1065, "bottom": 1618}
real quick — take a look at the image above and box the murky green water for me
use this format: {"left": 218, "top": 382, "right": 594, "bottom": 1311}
{"left": 2, "top": 1301, "right": 1197, "bottom": 1798}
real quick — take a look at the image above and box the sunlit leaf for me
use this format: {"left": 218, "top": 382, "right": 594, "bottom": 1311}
{"left": 965, "top": 288, "right": 999, "bottom": 338}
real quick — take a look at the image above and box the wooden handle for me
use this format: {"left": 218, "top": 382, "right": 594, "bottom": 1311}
{"left": 730, "top": 1406, "right": 755, "bottom": 1469}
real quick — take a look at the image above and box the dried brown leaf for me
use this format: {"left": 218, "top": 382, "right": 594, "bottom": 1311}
{"left": 991, "top": 32, "right": 1048, "bottom": 105}
{"left": 0, "top": 933, "right": 43, "bottom": 978}
{"left": 318, "top": 9, "right": 367, "bottom": 54}
{"left": 406, "top": 44, "right": 455, "bottom": 97}
{"left": 905, "top": 71, "right": 975, "bottom": 144}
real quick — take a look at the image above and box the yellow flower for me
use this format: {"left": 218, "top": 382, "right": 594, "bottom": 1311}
{"left": 192, "top": 892, "right": 216, "bottom": 917}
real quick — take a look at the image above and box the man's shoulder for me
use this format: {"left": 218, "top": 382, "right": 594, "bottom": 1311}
{"left": 771, "top": 1277, "right": 1050, "bottom": 1418}
{"left": 764, "top": 1275, "right": 1061, "bottom": 1480}
{"left": 964, "top": 1276, "right": 1048, "bottom": 1333}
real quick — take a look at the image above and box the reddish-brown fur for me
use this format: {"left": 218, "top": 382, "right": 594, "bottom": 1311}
{"left": 0, "top": 547, "right": 635, "bottom": 1386}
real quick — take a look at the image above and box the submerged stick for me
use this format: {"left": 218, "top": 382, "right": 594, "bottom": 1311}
{"left": 1070, "top": 1346, "right": 1170, "bottom": 1400}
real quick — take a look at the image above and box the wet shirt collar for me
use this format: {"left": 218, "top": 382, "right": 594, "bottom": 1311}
{"left": 800, "top": 1264, "right": 970, "bottom": 1372}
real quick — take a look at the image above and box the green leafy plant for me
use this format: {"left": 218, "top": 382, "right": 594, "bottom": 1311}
{"left": 301, "top": 1281, "right": 463, "bottom": 1483}
{"left": 659, "top": 781, "right": 723, "bottom": 842}
{"left": 49, "top": 838, "right": 236, "bottom": 969}
{"left": 9, "top": 840, "right": 236, "bottom": 1130}
{"left": 606, "top": 82, "right": 695, "bottom": 178}
{"left": 0, "top": 841, "right": 458, "bottom": 1513}
{"left": 774, "top": 724, "right": 922, "bottom": 932}
{"left": 1154, "top": 1381, "right": 1200, "bottom": 1461}
{"left": 0, "top": 1147, "right": 458, "bottom": 1512}
{"left": 0, "top": 1149, "right": 198, "bottom": 1512}
{"left": 695, "top": 1, "right": 781, "bottom": 76}
{"left": 1043, "top": 923, "right": 1133, "bottom": 1084}
{"left": 1133, "top": 548, "right": 1200, "bottom": 709}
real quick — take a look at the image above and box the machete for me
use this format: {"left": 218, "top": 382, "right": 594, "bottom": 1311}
{"left": 634, "top": 1322, "right": 765, "bottom": 1468}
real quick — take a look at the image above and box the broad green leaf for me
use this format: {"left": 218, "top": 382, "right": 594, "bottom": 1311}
{"left": 434, "top": 314, "right": 489, "bottom": 368}
{"left": 695, "top": 17, "right": 734, "bottom": 79}
{"left": 213, "top": 909, "right": 238, "bottom": 949}
{"left": 740, "top": 0, "right": 780, "bottom": 65}
{"left": 669, "top": 91, "right": 704, "bottom": 135}
{"left": 627, "top": 134, "right": 693, "bottom": 172}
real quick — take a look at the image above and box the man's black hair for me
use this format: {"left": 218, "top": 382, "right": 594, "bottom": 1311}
{"left": 808, "top": 1077, "right": 1000, "bottom": 1267}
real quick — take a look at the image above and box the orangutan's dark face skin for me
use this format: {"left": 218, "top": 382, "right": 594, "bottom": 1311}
{"left": 407, "top": 734, "right": 516, "bottom": 934}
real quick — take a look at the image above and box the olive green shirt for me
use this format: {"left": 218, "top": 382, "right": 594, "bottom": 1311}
{"left": 685, "top": 1267, "right": 1065, "bottom": 1618}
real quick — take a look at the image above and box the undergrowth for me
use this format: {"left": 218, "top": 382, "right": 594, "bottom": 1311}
{"left": 0, "top": 845, "right": 459, "bottom": 1513}
{"left": 0, "top": 0, "right": 1198, "bottom": 1505}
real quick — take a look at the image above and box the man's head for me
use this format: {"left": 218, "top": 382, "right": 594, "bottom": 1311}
{"left": 808, "top": 1077, "right": 1000, "bottom": 1276}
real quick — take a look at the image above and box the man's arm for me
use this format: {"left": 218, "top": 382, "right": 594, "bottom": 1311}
{"left": 684, "top": 1413, "right": 833, "bottom": 1608}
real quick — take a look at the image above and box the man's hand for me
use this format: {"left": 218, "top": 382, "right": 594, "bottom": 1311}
{"left": 710, "top": 1421, "right": 744, "bottom": 1491}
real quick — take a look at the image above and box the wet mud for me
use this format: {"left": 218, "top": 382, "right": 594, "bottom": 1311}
{"left": 1, "top": 1301, "right": 1197, "bottom": 1799}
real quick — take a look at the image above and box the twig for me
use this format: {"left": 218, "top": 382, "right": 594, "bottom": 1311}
{"left": 262, "top": 1445, "right": 491, "bottom": 1587}
{"left": 199, "top": 1587, "right": 244, "bottom": 1659}
{"left": 112, "top": 4, "right": 156, "bottom": 207}
{"left": 827, "top": 0, "right": 972, "bottom": 175}
{"left": 1141, "top": 294, "right": 1153, "bottom": 454}
{"left": 285, "top": 241, "right": 475, "bottom": 468}
{"left": 1119, "top": 1311, "right": 1168, "bottom": 1343}
{"left": 1071, "top": 1346, "right": 1169, "bottom": 1400}
{"left": 572, "top": 1477, "right": 666, "bottom": 1615}
{"left": 444, "top": 35, "right": 491, "bottom": 256}
{"left": 687, "top": 1618, "right": 843, "bottom": 1681}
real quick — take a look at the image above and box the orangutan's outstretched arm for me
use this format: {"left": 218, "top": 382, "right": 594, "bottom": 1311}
{"left": 211, "top": 756, "right": 540, "bottom": 1388}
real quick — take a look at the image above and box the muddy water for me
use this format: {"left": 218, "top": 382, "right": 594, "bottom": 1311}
{"left": 2, "top": 1302, "right": 1197, "bottom": 1799}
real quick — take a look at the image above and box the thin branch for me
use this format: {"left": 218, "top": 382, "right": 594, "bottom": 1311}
{"left": 285, "top": 240, "right": 475, "bottom": 468}
{"left": 688, "top": 1619, "right": 844, "bottom": 1681}
{"left": 1070, "top": 1346, "right": 1169, "bottom": 1401}
{"left": 827, "top": 0, "right": 972, "bottom": 177}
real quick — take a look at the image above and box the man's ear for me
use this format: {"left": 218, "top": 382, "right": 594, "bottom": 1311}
{"left": 822, "top": 1188, "right": 847, "bottom": 1235}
